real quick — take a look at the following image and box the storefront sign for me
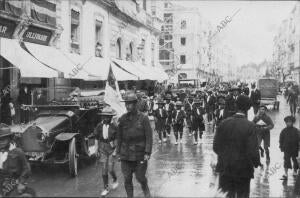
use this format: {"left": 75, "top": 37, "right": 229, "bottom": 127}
{"left": 23, "top": 26, "right": 52, "bottom": 45}
{"left": 0, "top": 18, "right": 16, "bottom": 38}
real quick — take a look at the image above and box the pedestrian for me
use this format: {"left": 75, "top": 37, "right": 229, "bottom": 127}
{"left": 153, "top": 98, "right": 168, "bottom": 143}
{"left": 191, "top": 99, "right": 205, "bottom": 145}
{"left": 252, "top": 105, "right": 274, "bottom": 162}
{"left": 0, "top": 93, "right": 12, "bottom": 125}
{"left": 224, "top": 89, "right": 235, "bottom": 118}
{"left": 91, "top": 106, "right": 119, "bottom": 196}
{"left": 164, "top": 94, "right": 175, "bottom": 138}
{"left": 172, "top": 101, "right": 186, "bottom": 145}
{"left": 287, "top": 85, "right": 298, "bottom": 117}
{"left": 250, "top": 83, "right": 261, "bottom": 115}
{"left": 18, "top": 86, "right": 31, "bottom": 124}
{"left": 117, "top": 91, "right": 152, "bottom": 198}
{"left": 279, "top": 116, "right": 300, "bottom": 180}
{"left": 206, "top": 90, "right": 216, "bottom": 125}
{"left": 0, "top": 123, "right": 36, "bottom": 197}
{"left": 213, "top": 95, "right": 260, "bottom": 198}
{"left": 184, "top": 96, "right": 193, "bottom": 136}
{"left": 136, "top": 92, "right": 149, "bottom": 116}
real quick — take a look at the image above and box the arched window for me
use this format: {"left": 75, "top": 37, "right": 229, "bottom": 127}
{"left": 116, "top": 38, "right": 122, "bottom": 59}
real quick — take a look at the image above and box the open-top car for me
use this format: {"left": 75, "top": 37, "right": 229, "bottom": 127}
{"left": 12, "top": 98, "right": 105, "bottom": 177}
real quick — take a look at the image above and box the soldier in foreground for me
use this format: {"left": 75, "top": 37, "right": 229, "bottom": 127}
{"left": 117, "top": 92, "right": 153, "bottom": 198}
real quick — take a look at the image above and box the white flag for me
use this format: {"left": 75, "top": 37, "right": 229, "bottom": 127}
{"left": 104, "top": 81, "right": 126, "bottom": 117}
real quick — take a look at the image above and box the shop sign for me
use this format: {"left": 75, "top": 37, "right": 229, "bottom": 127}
{"left": 23, "top": 26, "right": 52, "bottom": 45}
{"left": 0, "top": 18, "right": 16, "bottom": 38}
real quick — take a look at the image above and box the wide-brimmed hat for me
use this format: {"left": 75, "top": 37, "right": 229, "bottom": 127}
{"left": 284, "top": 116, "right": 296, "bottom": 123}
{"left": 121, "top": 91, "right": 138, "bottom": 102}
{"left": 98, "top": 106, "right": 117, "bottom": 116}
{"left": 0, "top": 124, "right": 13, "bottom": 150}
{"left": 175, "top": 101, "right": 183, "bottom": 106}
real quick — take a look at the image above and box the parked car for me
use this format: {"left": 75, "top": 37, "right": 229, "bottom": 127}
{"left": 257, "top": 78, "right": 280, "bottom": 110}
{"left": 13, "top": 98, "right": 104, "bottom": 177}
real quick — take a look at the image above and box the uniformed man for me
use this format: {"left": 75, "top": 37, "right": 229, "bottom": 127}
{"left": 164, "top": 94, "right": 175, "bottom": 137}
{"left": 117, "top": 92, "right": 152, "bottom": 198}
{"left": 153, "top": 98, "right": 168, "bottom": 143}
{"left": 191, "top": 99, "right": 205, "bottom": 145}
{"left": 172, "top": 101, "right": 186, "bottom": 145}
{"left": 184, "top": 96, "right": 194, "bottom": 136}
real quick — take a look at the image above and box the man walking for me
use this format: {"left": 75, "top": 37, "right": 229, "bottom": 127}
{"left": 250, "top": 83, "right": 261, "bottom": 115}
{"left": 117, "top": 91, "right": 153, "bottom": 198}
{"left": 253, "top": 105, "right": 274, "bottom": 162}
{"left": 213, "top": 95, "right": 260, "bottom": 198}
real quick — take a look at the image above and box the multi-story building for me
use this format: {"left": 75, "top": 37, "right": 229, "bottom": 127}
{"left": 0, "top": 0, "right": 164, "bottom": 101}
{"left": 159, "top": 1, "right": 235, "bottom": 84}
{"left": 273, "top": 2, "right": 300, "bottom": 83}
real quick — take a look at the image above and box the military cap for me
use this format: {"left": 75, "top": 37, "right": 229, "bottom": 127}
{"left": 284, "top": 115, "right": 296, "bottom": 123}
{"left": 98, "top": 106, "right": 117, "bottom": 116}
{"left": 121, "top": 91, "right": 138, "bottom": 102}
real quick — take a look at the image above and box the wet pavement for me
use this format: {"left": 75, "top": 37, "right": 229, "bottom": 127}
{"left": 28, "top": 95, "right": 300, "bottom": 197}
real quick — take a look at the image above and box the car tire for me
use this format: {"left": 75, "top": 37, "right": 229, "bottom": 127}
{"left": 69, "top": 137, "right": 78, "bottom": 177}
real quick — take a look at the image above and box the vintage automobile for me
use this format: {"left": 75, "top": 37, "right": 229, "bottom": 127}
{"left": 13, "top": 97, "right": 105, "bottom": 177}
{"left": 257, "top": 78, "right": 280, "bottom": 110}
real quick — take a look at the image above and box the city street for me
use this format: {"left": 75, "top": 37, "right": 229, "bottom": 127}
{"left": 27, "top": 95, "right": 300, "bottom": 197}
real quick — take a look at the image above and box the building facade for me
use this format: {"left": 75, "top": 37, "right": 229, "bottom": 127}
{"left": 273, "top": 2, "right": 300, "bottom": 83}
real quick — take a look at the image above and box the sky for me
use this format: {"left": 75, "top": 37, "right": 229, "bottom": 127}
{"left": 172, "top": 0, "right": 296, "bottom": 67}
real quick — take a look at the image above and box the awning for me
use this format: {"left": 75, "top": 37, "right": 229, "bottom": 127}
{"left": 0, "top": 38, "right": 58, "bottom": 78}
{"left": 130, "top": 62, "right": 159, "bottom": 81}
{"left": 23, "top": 42, "right": 110, "bottom": 81}
{"left": 113, "top": 59, "right": 149, "bottom": 80}
{"left": 153, "top": 65, "right": 169, "bottom": 82}
{"left": 111, "top": 62, "right": 138, "bottom": 81}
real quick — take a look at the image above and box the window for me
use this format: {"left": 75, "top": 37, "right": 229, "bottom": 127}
{"left": 71, "top": 9, "right": 80, "bottom": 54}
{"left": 164, "top": 3, "right": 168, "bottom": 8}
{"left": 180, "top": 55, "right": 186, "bottom": 64}
{"left": 126, "top": 42, "right": 134, "bottom": 61}
{"left": 116, "top": 38, "right": 122, "bottom": 59}
{"left": 181, "top": 37, "right": 186, "bottom": 46}
{"left": 95, "top": 20, "right": 103, "bottom": 57}
{"left": 181, "top": 20, "right": 186, "bottom": 29}
{"left": 159, "top": 50, "right": 170, "bottom": 60}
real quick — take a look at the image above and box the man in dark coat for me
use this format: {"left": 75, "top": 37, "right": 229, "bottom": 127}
{"left": 117, "top": 92, "right": 153, "bottom": 198}
{"left": 213, "top": 95, "right": 260, "bottom": 198}
{"left": 206, "top": 91, "right": 216, "bottom": 123}
{"left": 224, "top": 90, "right": 235, "bottom": 119}
{"left": 250, "top": 83, "right": 261, "bottom": 115}
{"left": 18, "top": 86, "right": 31, "bottom": 124}
{"left": 34, "top": 89, "right": 47, "bottom": 105}
{"left": 279, "top": 116, "right": 299, "bottom": 180}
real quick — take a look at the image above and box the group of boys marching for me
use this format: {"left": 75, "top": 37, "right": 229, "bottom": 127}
{"left": 152, "top": 93, "right": 213, "bottom": 145}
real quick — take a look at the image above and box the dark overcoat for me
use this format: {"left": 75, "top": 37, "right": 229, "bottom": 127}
{"left": 213, "top": 114, "right": 260, "bottom": 179}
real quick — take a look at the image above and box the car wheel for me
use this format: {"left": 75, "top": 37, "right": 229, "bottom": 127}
{"left": 69, "top": 137, "right": 78, "bottom": 177}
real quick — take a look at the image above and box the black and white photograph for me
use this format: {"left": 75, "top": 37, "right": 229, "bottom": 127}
{"left": 0, "top": 0, "right": 300, "bottom": 197}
